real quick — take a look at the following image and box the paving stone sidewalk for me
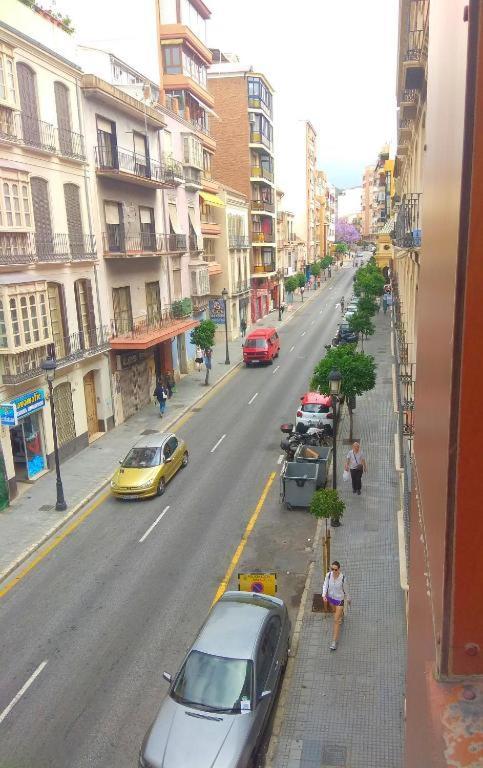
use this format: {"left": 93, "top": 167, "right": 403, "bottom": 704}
{"left": 0, "top": 284, "right": 327, "bottom": 581}
{"left": 270, "top": 310, "right": 407, "bottom": 768}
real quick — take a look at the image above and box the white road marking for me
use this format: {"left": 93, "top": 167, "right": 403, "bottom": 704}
{"left": 301, "top": 331, "right": 306, "bottom": 337}
{"left": 210, "top": 434, "right": 227, "bottom": 453}
{"left": 319, "top": 310, "right": 323, "bottom": 315}
{"left": 277, "top": 454, "right": 284, "bottom": 464}
{"left": 311, "top": 320, "right": 315, "bottom": 325}
{"left": 139, "top": 506, "right": 170, "bottom": 543}
{"left": 248, "top": 392, "right": 258, "bottom": 405}
{"left": 289, "top": 345, "right": 295, "bottom": 352}
{"left": 329, "top": 287, "right": 333, "bottom": 290}
{"left": 0, "top": 660, "right": 48, "bottom": 726}
{"left": 272, "top": 365, "right": 280, "bottom": 374}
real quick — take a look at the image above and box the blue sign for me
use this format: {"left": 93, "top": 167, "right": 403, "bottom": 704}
{"left": 209, "top": 298, "right": 225, "bottom": 325}
{"left": 0, "top": 389, "right": 45, "bottom": 427}
{"left": 0, "top": 403, "right": 17, "bottom": 427}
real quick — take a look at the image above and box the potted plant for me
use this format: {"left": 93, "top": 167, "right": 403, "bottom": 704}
{"left": 310, "top": 488, "right": 345, "bottom": 528}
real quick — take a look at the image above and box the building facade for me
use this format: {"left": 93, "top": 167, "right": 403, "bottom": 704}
{"left": 361, "top": 164, "right": 375, "bottom": 238}
{"left": 208, "top": 58, "right": 278, "bottom": 321}
{"left": 337, "top": 185, "right": 363, "bottom": 227}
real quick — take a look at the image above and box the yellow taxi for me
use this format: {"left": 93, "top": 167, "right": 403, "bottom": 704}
{"left": 110, "top": 432, "right": 188, "bottom": 499}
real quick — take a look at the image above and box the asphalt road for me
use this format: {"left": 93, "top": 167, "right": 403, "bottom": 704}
{"left": 0, "top": 266, "right": 356, "bottom": 768}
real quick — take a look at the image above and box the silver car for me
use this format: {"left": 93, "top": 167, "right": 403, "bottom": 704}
{"left": 139, "top": 591, "right": 291, "bottom": 768}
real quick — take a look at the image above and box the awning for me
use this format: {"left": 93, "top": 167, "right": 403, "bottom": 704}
{"left": 199, "top": 191, "right": 225, "bottom": 208}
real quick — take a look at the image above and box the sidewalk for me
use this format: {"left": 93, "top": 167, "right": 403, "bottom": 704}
{"left": 268, "top": 311, "right": 407, "bottom": 768}
{"left": 0, "top": 285, "right": 325, "bottom": 582}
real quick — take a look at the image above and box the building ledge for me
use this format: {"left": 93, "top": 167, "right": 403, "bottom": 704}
{"left": 81, "top": 75, "right": 166, "bottom": 128}
{"left": 110, "top": 317, "right": 198, "bottom": 350}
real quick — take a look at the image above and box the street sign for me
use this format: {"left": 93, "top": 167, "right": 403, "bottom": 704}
{"left": 209, "top": 298, "right": 225, "bottom": 325}
{"left": 238, "top": 572, "right": 277, "bottom": 596}
{"left": 0, "top": 389, "right": 46, "bottom": 428}
{"left": 0, "top": 402, "right": 17, "bottom": 427}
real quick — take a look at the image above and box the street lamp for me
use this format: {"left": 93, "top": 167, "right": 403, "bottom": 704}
{"left": 221, "top": 288, "right": 230, "bottom": 365}
{"left": 328, "top": 369, "right": 342, "bottom": 492}
{"left": 277, "top": 268, "right": 283, "bottom": 321}
{"left": 41, "top": 356, "right": 67, "bottom": 511}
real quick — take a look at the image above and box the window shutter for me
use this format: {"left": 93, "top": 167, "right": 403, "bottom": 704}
{"left": 85, "top": 279, "right": 97, "bottom": 347}
{"left": 104, "top": 201, "right": 121, "bottom": 225}
{"left": 96, "top": 117, "right": 113, "bottom": 134}
{"left": 58, "top": 283, "right": 70, "bottom": 355}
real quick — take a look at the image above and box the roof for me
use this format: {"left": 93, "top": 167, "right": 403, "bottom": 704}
{"left": 133, "top": 432, "right": 173, "bottom": 448}
{"left": 193, "top": 597, "right": 271, "bottom": 659}
{"left": 247, "top": 327, "right": 277, "bottom": 337}
{"left": 301, "top": 392, "right": 332, "bottom": 405}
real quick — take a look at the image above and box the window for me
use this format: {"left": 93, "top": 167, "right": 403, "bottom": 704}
{"left": 172, "top": 650, "right": 252, "bottom": 713}
{"left": 146, "top": 281, "right": 161, "bottom": 322}
{"left": 0, "top": 298, "right": 6, "bottom": 348}
{"left": 164, "top": 435, "right": 178, "bottom": 458}
{"left": 74, "top": 279, "right": 95, "bottom": 349}
{"left": 122, "top": 446, "right": 161, "bottom": 468}
{"left": 202, "top": 150, "right": 211, "bottom": 178}
{"left": 0, "top": 46, "right": 17, "bottom": 105}
{"left": 180, "top": 0, "right": 207, "bottom": 42}
{"left": 256, "top": 616, "right": 281, "bottom": 697}
{"left": 112, "top": 286, "right": 132, "bottom": 333}
{"left": 183, "top": 134, "right": 203, "bottom": 169}
{"left": 7, "top": 289, "right": 49, "bottom": 348}
{"left": 168, "top": 201, "right": 181, "bottom": 234}
{"left": 163, "top": 45, "right": 182, "bottom": 75}
{"left": 172, "top": 268, "right": 182, "bottom": 299}
{"left": 0, "top": 179, "right": 32, "bottom": 229}
{"left": 248, "top": 77, "right": 272, "bottom": 113}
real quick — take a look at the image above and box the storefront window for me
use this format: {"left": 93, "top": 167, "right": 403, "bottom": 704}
{"left": 10, "top": 412, "right": 46, "bottom": 480}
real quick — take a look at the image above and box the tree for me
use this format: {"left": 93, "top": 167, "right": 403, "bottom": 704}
{"left": 354, "top": 265, "right": 385, "bottom": 298}
{"left": 356, "top": 296, "right": 378, "bottom": 317}
{"left": 190, "top": 320, "right": 216, "bottom": 385}
{"left": 310, "top": 488, "right": 345, "bottom": 528}
{"left": 335, "top": 218, "right": 361, "bottom": 246}
{"left": 348, "top": 311, "right": 375, "bottom": 351}
{"left": 284, "top": 275, "right": 298, "bottom": 298}
{"left": 311, "top": 344, "right": 377, "bottom": 441}
{"left": 334, "top": 242, "right": 348, "bottom": 254}
{"left": 296, "top": 272, "right": 306, "bottom": 288}
{"left": 310, "top": 262, "right": 321, "bottom": 278}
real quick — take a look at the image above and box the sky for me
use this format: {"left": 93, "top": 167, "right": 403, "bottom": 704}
{"left": 206, "top": 0, "right": 399, "bottom": 190}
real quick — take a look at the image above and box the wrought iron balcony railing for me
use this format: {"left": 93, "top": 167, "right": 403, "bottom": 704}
{"left": 400, "top": 89, "right": 419, "bottom": 105}
{"left": 95, "top": 145, "right": 175, "bottom": 184}
{"left": 252, "top": 231, "right": 275, "bottom": 243}
{"left": 103, "top": 228, "right": 186, "bottom": 254}
{"left": 394, "top": 193, "right": 422, "bottom": 248}
{"left": 184, "top": 167, "right": 202, "bottom": 187}
{"left": 251, "top": 200, "right": 275, "bottom": 213}
{"left": 250, "top": 165, "right": 274, "bottom": 182}
{"left": 0, "top": 232, "right": 96, "bottom": 265}
{"left": 0, "top": 109, "right": 86, "bottom": 159}
{"left": 1, "top": 325, "right": 110, "bottom": 385}
{"left": 252, "top": 262, "right": 276, "bottom": 274}
{"left": 231, "top": 280, "right": 251, "bottom": 294}
{"left": 229, "top": 236, "right": 250, "bottom": 249}
{"left": 111, "top": 301, "right": 193, "bottom": 339}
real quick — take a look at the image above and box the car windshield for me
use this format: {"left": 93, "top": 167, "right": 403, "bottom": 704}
{"left": 302, "top": 404, "right": 329, "bottom": 414}
{"left": 171, "top": 651, "right": 253, "bottom": 713}
{"left": 245, "top": 338, "right": 267, "bottom": 348}
{"left": 122, "top": 447, "right": 161, "bottom": 468}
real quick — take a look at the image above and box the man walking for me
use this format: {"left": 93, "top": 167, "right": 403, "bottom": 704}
{"left": 345, "top": 441, "right": 367, "bottom": 495}
{"left": 382, "top": 293, "right": 389, "bottom": 314}
{"left": 240, "top": 317, "right": 247, "bottom": 338}
{"left": 322, "top": 561, "right": 350, "bottom": 650}
{"left": 153, "top": 379, "right": 167, "bottom": 417}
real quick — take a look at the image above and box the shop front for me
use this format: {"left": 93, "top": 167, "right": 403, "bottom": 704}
{"left": 0, "top": 389, "right": 47, "bottom": 483}
{"left": 114, "top": 350, "right": 155, "bottom": 422}
{"left": 250, "top": 280, "right": 270, "bottom": 322}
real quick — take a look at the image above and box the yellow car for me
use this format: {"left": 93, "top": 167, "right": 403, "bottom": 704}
{"left": 110, "top": 432, "right": 188, "bottom": 499}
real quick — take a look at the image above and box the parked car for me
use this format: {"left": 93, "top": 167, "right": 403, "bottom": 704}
{"left": 243, "top": 327, "right": 280, "bottom": 366}
{"left": 139, "top": 591, "right": 291, "bottom": 768}
{"left": 296, "top": 392, "right": 333, "bottom": 430}
{"left": 110, "top": 432, "right": 188, "bottom": 499}
{"left": 332, "top": 323, "right": 358, "bottom": 346}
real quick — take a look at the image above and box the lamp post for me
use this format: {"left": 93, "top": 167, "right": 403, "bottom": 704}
{"left": 277, "top": 268, "right": 283, "bottom": 321}
{"left": 328, "top": 369, "right": 342, "bottom": 491}
{"left": 221, "top": 288, "right": 230, "bottom": 365}
{"left": 41, "top": 356, "right": 67, "bottom": 511}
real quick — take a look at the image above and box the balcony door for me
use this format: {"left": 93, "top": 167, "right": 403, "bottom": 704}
{"left": 54, "top": 81, "right": 73, "bottom": 156}
{"left": 139, "top": 206, "right": 155, "bottom": 250}
{"left": 112, "top": 286, "right": 133, "bottom": 335}
{"left": 96, "top": 116, "right": 118, "bottom": 169}
{"left": 64, "top": 183, "right": 84, "bottom": 258}
{"left": 133, "top": 132, "right": 149, "bottom": 177}
{"left": 104, "top": 201, "right": 124, "bottom": 252}
{"left": 74, "top": 278, "right": 96, "bottom": 349}
{"left": 146, "top": 281, "right": 161, "bottom": 324}
{"left": 31, "top": 177, "right": 54, "bottom": 259}
{"left": 16, "top": 62, "right": 40, "bottom": 147}
{"left": 47, "top": 282, "right": 69, "bottom": 358}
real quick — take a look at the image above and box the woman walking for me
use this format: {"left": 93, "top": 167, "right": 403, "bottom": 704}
{"left": 322, "top": 561, "right": 350, "bottom": 650}
{"left": 344, "top": 441, "right": 367, "bottom": 495}
{"left": 195, "top": 347, "right": 203, "bottom": 372}
{"left": 153, "top": 379, "right": 167, "bottom": 417}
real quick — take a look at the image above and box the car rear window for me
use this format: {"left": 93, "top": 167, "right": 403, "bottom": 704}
{"left": 302, "top": 404, "right": 329, "bottom": 414}
{"left": 122, "top": 447, "right": 161, "bottom": 468}
{"left": 245, "top": 338, "right": 267, "bottom": 348}
{"left": 171, "top": 650, "right": 253, "bottom": 713}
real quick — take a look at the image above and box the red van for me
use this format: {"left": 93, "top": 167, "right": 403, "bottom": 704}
{"left": 243, "top": 327, "right": 280, "bottom": 366}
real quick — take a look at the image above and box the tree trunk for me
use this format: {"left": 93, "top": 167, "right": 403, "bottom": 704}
{"left": 360, "top": 335, "right": 364, "bottom": 352}
{"left": 348, "top": 403, "right": 354, "bottom": 442}
{"left": 204, "top": 367, "right": 210, "bottom": 386}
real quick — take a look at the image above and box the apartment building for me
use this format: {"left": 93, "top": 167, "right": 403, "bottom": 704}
{"left": 206, "top": 185, "right": 250, "bottom": 340}
{"left": 276, "top": 190, "right": 297, "bottom": 278}
{"left": 208, "top": 57, "right": 278, "bottom": 321}
{"left": 361, "top": 164, "right": 375, "bottom": 238}
{"left": 0, "top": 3, "right": 111, "bottom": 501}
{"left": 327, "top": 183, "right": 336, "bottom": 244}
{"left": 372, "top": 145, "right": 394, "bottom": 231}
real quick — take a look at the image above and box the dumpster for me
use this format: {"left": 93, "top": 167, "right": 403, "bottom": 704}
{"left": 293, "top": 444, "right": 332, "bottom": 489}
{"left": 280, "top": 462, "right": 318, "bottom": 510}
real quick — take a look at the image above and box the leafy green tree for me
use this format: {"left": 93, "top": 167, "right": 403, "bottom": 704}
{"left": 310, "top": 262, "right": 321, "bottom": 279}
{"left": 284, "top": 275, "right": 298, "bottom": 298}
{"left": 296, "top": 272, "right": 306, "bottom": 288}
{"left": 190, "top": 320, "right": 216, "bottom": 385}
{"left": 348, "top": 311, "right": 375, "bottom": 351}
{"left": 310, "top": 488, "right": 345, "bottom": 528}
{"left": 354, "top": 264, "right": 385, "bottom": 298}
{"left": 356, "top": 296, "right": 378, "bottom": 317}
{"left": 311, "top": 344, "right": 377, "bottom": 440}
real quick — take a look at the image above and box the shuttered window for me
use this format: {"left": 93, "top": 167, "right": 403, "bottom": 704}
{"left": 53, "top": 382, "right": 76, "bottom": 448}
{"left": 74, "top": 279, "right": 96, "bottom": 349}
{"left": 112, "top": 286, "right": 132, "bottom": 334}
{"left": 8, "top": 290, "right": 49, "bottom": 348}
{"left": 54, "top": 81, "right": 73, "bottom": 156}
{"left": 168, "top": 201, "right": 180, "bottom": 234}
{"left": 146, "top": 281, "right": 161, "bottom": 323}
{"left": 173, "top": 269, "right": 182, "bottom": 299}
{"left": 47, "top": 282, "right": 69, "bottom": 358}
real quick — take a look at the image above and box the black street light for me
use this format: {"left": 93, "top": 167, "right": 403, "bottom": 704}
{"left": 328, "top": 368, "right": 342, "bottom": 491}
{"left": 277, "top": 269, "right": 283, "bottom": 321}
{"left": 221, "top": 288, "right": 230, "bottom": 365}
{"left": 41, "top": 356, "right": 67, "bottom": 511}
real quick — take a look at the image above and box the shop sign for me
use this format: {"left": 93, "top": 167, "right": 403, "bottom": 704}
{"left": 238, "top": 572, "right": 277, "bottom": 596}
{"left": 209, "top": 298, "right": 225, "bottom": 325}
{"left": 1, "top": 389, "right": 45, "bottom": 427}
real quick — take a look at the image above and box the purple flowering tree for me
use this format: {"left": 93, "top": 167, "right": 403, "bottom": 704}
{"left": 335, "top": 218, "right": 361, "bottom": 246}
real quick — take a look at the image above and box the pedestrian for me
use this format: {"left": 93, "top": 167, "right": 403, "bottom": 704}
{"left": 195, "top": 347, "right": 203, "bottom": 372}
{"left": 322, "top": 561, "right": 350, "bottom": 651}
{"left": 240, "top": 318, "right": 247, "bottom": 338}
{"left": 153, "top": 379, "right": 167, "bottom": 417}
{"left": 382, "top": 293, "right": 388, "bottom": 314}
{"left": 165, "top": 371, "right": 175, "bottom": 398}
{"left": 344, "top": 441, "right": 367, "bottom": 495}
{"left": 280, "top": 301, "right": 286, "bottom": 316}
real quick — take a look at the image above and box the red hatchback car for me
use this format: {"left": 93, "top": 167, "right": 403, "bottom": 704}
{"left": 243, "top": 327, "right": 280, "bottom": 366}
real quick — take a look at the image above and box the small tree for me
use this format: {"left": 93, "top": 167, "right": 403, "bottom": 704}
{"left": 356, "top": 296, "right": 378, "bottom": 317}
{"left": 190, "top": 320, "right": 216, "bottom": 385}
{"left": 310, "top": 262, "right": 321, "bottom": 280}
{"left": 310, "top": 488, "right": 345, "bottom": 528}
{"left": 334, "top": 242, "right": 348, "bottom": 255}
{"left": 284, "top": 275, "right": 298, "bottom": 299}
{"left": 348, "top": 311, "right": 375, "bottom": 351}
{"left": 311, "top": 345, "right": 377, "bottom": 441}
{"left": 296, "top": 272, "right": 306, "bottom": 288}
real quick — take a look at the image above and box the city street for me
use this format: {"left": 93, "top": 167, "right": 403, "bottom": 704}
{"left": 0, "top": 268, "right": 355, "bottom": 768}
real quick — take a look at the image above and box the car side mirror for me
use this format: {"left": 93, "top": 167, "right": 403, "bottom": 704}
{"left": 164, "top": 456, "right": 172, "bottom": 463}
{"left": 259, "top": 690, "right": 272, "bottom": 702}
{"left": 163, "top": 672, "right": 172, "bottom": 684}
{"left": 118, "top": 459, "right": 123, "bottom": 465}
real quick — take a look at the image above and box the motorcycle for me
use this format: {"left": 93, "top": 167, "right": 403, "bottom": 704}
{"left": 280, "top": 422, "right": 332, "bottom": 461}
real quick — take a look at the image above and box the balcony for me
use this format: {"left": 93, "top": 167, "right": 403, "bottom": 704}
{"left": 394, "top": 193, "right": 421, "bottom": 249}
{"left": 231, "top": 280, "right": 251, "bottom": 295}
{"left": 94, "top": 145, "right": 176, "bottom": 188}
{"left": 184, "top": 167, "right": 202, "bottom": 190}
{"left": 201, "top": 220, "right": 221, "bottom": 236}
{"left": 102, "top": 229, "right": 186, "bottom": 256}
{"left": 2, "top": 325, "right": 110, "bottom": 385}
{"left": 248, "top": 96, "right": 272, "bottom": 119}
{"left": 189, "top": 234, "right": 202, "bottom": 252}
{"left": 0, "top": 232, "right": 96, "bottom": 266}
{"left": 250, "top": 165, "right": 274, "bottom": 184}
{"left": 403, "top": 24, "right": 428, "bottom": 91}
{"left": 0, "top": 109, "right": 86, "bottom": 160}
{"left": 397, "top": 139, "right": 410, "bottom": 155}
{"left": 252, "top": 232, "right": 275, "bottom": 245}
{"left": 252, "top": 262, "right": 276, "bottom": 276}
{"left": 251, "top": 200, "right": 275, "bottom": 214}
{"left": 249, "top": 130, "right": 273, "bottom": 153}
{"left": 229, "top": 236, "right": 250, "bottom": 249}
{"left": 163, "top": 156, "right": 184, "bottom": 185}
{"left": 399, "top": 119, "right": 414, "bottom": 135}
{"left": 204, "top": 253, "right": 222, "bottom": 276}
{"left": 110, "top": 301, "right": 197, "bottom": 350}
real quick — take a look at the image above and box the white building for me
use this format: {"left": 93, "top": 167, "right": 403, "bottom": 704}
{"left": 337, "top": 185, "right": 363, "bottom": 225}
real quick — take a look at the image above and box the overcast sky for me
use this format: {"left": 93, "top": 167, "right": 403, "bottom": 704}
{"left": 207, "top": 0, "right": 398, "bottom": 190}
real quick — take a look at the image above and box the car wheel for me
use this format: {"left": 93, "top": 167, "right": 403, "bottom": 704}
{"left": 156, "top": 478, "right": 166, "bottom": 496}
{"left": 181, "top": 451, "right": 189, "bottom": 468}
{"left": 268, "top": 358, "right": 274, "bottom": 365}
